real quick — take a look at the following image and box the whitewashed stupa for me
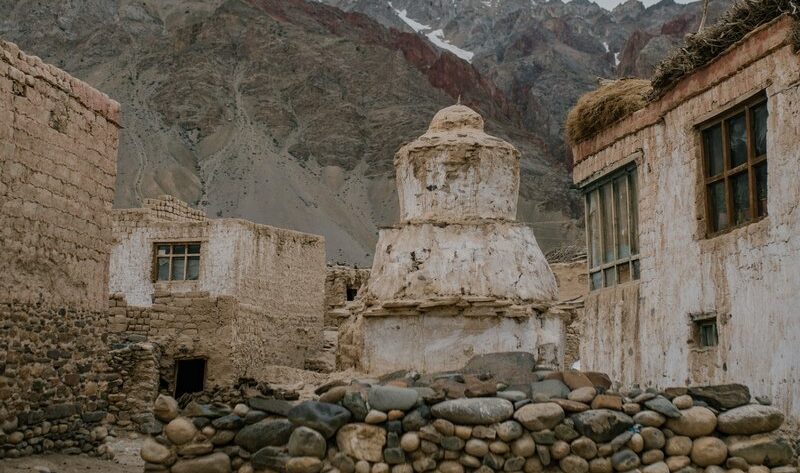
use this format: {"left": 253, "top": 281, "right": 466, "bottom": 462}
{"left": 345, "top": 104, "right": 561, "bottom": 373}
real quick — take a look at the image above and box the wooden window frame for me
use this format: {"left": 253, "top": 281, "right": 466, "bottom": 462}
{"left": 583, "top": 165, "right": 640, "bottom": 291}
{"left": 152, "top": 242, "right": 202, "bottom": 282}
{"left": 699, "top": 94, "right": 768, "bottom": 238}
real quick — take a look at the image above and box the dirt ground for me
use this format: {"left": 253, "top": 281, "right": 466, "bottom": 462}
{"left": 0, "top": 437, "right": 143, "bottom": 473}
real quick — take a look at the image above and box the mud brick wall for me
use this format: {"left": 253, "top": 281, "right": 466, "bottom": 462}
{"left": 0, "top": 39, "right": 121, "bottom": 459}
{"left": 0, "top": 39, "right": 120, "bottom": 310}
{"left": 325, "top": 265, "right": 370, "bottom": 328}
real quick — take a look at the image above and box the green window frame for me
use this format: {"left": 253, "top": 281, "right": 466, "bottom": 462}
{"left": 584, "top": 166, "right": 640, "bottom": 291}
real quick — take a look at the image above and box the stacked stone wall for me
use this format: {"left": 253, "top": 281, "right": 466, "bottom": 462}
{"left": 141, "top": 195, "right": 208, "bottom": 222}
{"left": 0, "top": 38, "right": 120, "bottom": 459}
{"left": 138, "top": 370, "right": 797, "bottom": 473}
{"left": 325, "top": 266, "right": 370, "bottom": 328}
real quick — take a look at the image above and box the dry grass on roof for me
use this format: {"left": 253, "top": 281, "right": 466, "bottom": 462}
{"left": 651, "top": 0, "right": 800, "bottom": 98}
{"left": 565, "top": 79, "right": 652, "bottom": 146}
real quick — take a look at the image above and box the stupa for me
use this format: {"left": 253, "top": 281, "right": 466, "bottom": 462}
{"left": 344, "top": 104, "right": 561, "bottom": 373}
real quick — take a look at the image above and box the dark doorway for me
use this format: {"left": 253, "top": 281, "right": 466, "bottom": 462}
{"left": 346, "top": 286, "right": 358, "bottom": 301}
{"left": 174, "top": 359, "right": 206, "bottom": 398}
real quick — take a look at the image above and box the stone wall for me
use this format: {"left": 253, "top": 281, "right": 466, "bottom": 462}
{"left": 325, "top": 265, "right": 370, "bottom": 328}
{"left": 139, "top": 369, "right": 797, "bottom": 473}
{"left": 571, "top": 18, "right": 800, "bottom": 424}
{"left": 550, "top": 261, "right": 588, "bottom": 370}
{"left": 0, "top": 38, "right": 120, "bottom": 459}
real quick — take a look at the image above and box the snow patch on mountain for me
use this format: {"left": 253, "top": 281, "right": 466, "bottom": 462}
{"left": 388, "top": 2, "right": 474, "bottom": 62}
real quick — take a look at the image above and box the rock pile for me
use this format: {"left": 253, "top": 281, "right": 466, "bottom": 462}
{"left": 140, "top": 371, "right": 796, "bottom": 473}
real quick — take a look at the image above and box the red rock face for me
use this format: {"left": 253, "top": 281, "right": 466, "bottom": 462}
{"left": 661, "top": 13, "right": 696, "bottom": 36}
{"left": 616, "top": 29, "right": 654, "bottom": 78}
{"left": 247, "top": 0, "right": 519, "bottom": 125}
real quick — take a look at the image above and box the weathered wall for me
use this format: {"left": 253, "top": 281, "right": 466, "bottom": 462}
{"left": 110, "top": 203, "right": 326, "bottom": 373}
{"left": 325, "top": 265, "right": 370, "bottom": 328}
{"left": 0, "top": 39, "right": 119, "bottom": 309}
{"left": 551, "top": 260, "right": 589, "bottom": 369}
{"left": 0, "top": 38, "right": 121, "bottom": 459}
{"left": 573, "top": 18, "right": 800, "bottom": 424}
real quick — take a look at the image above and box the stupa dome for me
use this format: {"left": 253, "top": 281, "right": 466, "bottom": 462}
{"left": 427, "top": 104, "right": 484, "bottom": 132}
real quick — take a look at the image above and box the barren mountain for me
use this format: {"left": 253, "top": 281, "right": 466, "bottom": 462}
{"left": 0, "top": 0, "right": 725, "bottom": 265}
{"left": 1, "top": 0, "right": 586, "bottom": 265}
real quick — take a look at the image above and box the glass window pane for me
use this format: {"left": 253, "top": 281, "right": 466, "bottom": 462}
{"left": 171, "top": 257, "right": 186, "bottom": 280}
{"left": 632, "top": 259, "right": 640, "bottom": 280}
{"left": 173, "top": 244, "right": 186, "bottom": 255}
{"left": 708, "top": 181, "right": 728, "bottom": 232}
{"left": 727, "top": 114, "right": 747, "bottom": 168}
{"left": 755, "top": 162, "right": 768, "bottom": 217}
{"left": 188, "top": 244, "right": 201, "bottom": 254}
{"left": 590, "top": 272, "right": 603, "bottom": 290}
{"left": 731, "top": 171, "right": 751, "bottom": 226}
{"left": 588, "top": 191, "right": 602, "bottom": 268}
{"left": 618, "top": 263, "right": 631, "bottom": 283}
{"left": 157, "top": 257, "right": 170, "bottom": 281}
{"left": 703, "top": 124, "right": 724, "bottom": 177}
{"left": 751, "top": 102, "right": 768, "bottom": 157}
{"left": 604, "top": 267, "right": 616, "bottom": 287}
{"left": 601, "top": 182, "right": 615, "bottom": 263}
{"left": 629, "top": 169, "right": 639, "bottom": 255}
{"left": 187, "top": 256, "right": 200, "bottom": 280}
{"left": 157, "top": 245, "right": 170, "bottom": 256}
{"left": 614, "top": 177, "right": 630, "bottom": 259}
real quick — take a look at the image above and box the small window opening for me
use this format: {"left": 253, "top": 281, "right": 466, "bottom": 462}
{"left": 691, "top": 313, "right": 719, "bottom": 348}
{"left": 174, "top": 359, "right": 206, "bottom": 398}
{"left": 346, "top": 286, "right": 358, "bottom": 301}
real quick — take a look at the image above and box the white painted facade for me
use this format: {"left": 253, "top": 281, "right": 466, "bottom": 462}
{"left": 572, "top": 18, "right": 800, "bottom": 424}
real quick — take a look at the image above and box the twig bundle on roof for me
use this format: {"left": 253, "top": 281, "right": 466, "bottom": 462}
{"left": 651, "top": 0, "right": 800, "bottom": 98}
{"left": 565, "top": 79, "right": 652, "bottom": 146}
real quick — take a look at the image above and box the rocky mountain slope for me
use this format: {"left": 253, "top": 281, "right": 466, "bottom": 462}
{"left": 0, "top": 0, "right": 726, "bottom": 265}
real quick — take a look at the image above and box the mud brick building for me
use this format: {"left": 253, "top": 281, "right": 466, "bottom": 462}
{"left": 108, "top": 196, "right": 326, "bottom": 396}
{"left": 0, "top": 39, "right": 121, "bottom": 457}
{"left": 325, "top": 265, "right": 370, "bottom": 328}
{"left": 570, "top": 16, "right": 800, "bottom": 424}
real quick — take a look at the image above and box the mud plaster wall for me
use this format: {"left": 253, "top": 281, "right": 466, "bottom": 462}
{"left": 109, "top": 214, "right": 326, "bottom": 371}
{"left": 551, "top": 261, "right": 588, "bottom": 369}
{"left": 573, "top": 23, "right": 800, "bottom": 424}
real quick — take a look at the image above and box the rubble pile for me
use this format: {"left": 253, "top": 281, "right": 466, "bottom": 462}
{"left": 139, "top": 362, "right": 797, "bottom": 473}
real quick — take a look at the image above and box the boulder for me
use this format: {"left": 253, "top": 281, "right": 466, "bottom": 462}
{"left": 560, "top": 455, "right": 590, "bottom": 473}
{"left": 716, "top": 405, "right": 784, "bottom": 435}
{"left": 584, "top": 373, "right": 612, "bottom": 390}
{"left": 633, "top": 410, "right": 666, "bottom": 427}
{"left": 343, "top": 392, "right": 369, "bottom": 422}
{"left": 171, "top": 452, "right": 231, "bottom": 473}
{"left": 690, "top": 437, "right": 727, "bottom": 466}
{"left": 665, "top": 407, "right": 717, "bottom": 438}
{"left": 568, "top": 387, "right": 597, "bottom": 404}
{"left": 234, "top": 419, "right": 294, "bottom": 452}
{"left": 725, "top": 436, "right": 793, "bottom": 467}
{"left": 287, "top": 457, "right": 323, "bottom": 473}
{"left": 644, "top": 396, "right": 681, "bottom": 419}
{"left": 688, "top": 385, "right": 750, "bottom": 409}
{"left": 530, "top": 380, "right": 571, "bottom": 400}
{"left": 337, "top": 423, "right": 387, "bottom": 462}
{"left": 611, "top": 449, "right": 640, "bottom": 471}
{"left": 288, "top": 426, "right": 327, "bottom": 459}
{"left": 431, "top": 398, "right": 514, "bottom": 424}
{"left": 563, "top": 371, "right": 594, "bottom": 390}
{"left": 368, "top": 386, "right": 419, "bottom": 412}
{"left": 513, "top": 403, "right": 564, "bottom": 431}
{"left": 164, "top": 417, "right": 197, "bottom": 445}
{"left": 153, "top": 395, "right": 179, "bottom": 423}
{"left": 289, "top": 401, "right": 352, "bottom": 438}
{"left": 248, "top": 398, "right": 295, "bottom": 417}
{"left": 251, "top": 446, "right": 290, "bottom": 471}
{"left": 141, "top": 437, "right": 174, "bottom": 465}
{"left": 570, "top": 409, "right": 634, "bottom": 443}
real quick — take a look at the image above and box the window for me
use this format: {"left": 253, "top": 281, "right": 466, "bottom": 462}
{"left": 585, "top": 166, "right": 639, "bottom": 290}
{"left": 154, "top": 242, "right": 201, "bottom": 282}
{"left": 174, "top": 359, "right": 206, "bottom": 397}
{"left": 700, "top": 95, "right": 768, "bottom": 235}
{"left": 691, "top": 313, "right": 719, "bottom": 348}
{"left": 346, "top": 286, "right": 358, "bottom": 302}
